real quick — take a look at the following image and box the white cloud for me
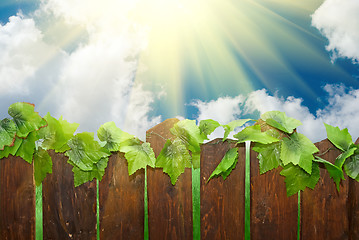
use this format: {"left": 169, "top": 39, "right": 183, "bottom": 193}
{"left": 192, "top": 85, "right": 359, "bottom": 143}
{"left": 312, "top": 0, "right": 359, "bottom": 63}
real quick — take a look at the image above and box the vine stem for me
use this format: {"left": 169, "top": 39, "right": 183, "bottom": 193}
{"left": 314, "top": 147, "right": 335, "bottom": 157}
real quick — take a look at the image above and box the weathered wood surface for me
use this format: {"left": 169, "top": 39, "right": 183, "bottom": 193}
{"left": 146, "top": 118, "right": 193, "bottom": 240}
{"left": 99, "top": 152, "right": 144, "bottom": 240}
{"left": 42, "top": 151, "right": 97, "bottom": 240}
{"left": 200, "top": 140, "right": 245, "bottom": 240}
{"left": 301, "top": 139, "right": 349, "bottom": 240}
{"left": 250, "top": 145, "right": 298, "bottom": 239}
{"left": 0, "top": 156, "right": 35, "bottom": 240}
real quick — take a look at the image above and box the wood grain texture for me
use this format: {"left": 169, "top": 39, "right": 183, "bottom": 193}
{"left": 349, "top": 137, "right": 359, "bottom": 240}
{"left": 99, "top": 152, "right": 144, "bottom": 240}
{"left": 42, "top": 151, "right": 97, "bottom": 240}
{"left": 301, "top": 139, "right": 349, "bottom": 240}
{"left": 200, "top": 139, "right": 245, "bottom": 240}
{"left": 146, "top": 118, "right": 193, "bottom": 240}
{"left": 250, "top": 146, "right": 298, "bottom": 240}
{"left": 0, "top": 156, "right": 35, "bottom": 240}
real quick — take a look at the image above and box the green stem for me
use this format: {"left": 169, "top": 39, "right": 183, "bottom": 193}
{"left": 245, "top": 141, "right": 251, "bottom": 240}
{"left": 297, "top": 191, "right": 301, "bottom": 240}
{"left": 192, "top": 166, "right": 201, "bottom": 240}
{"left": 144, "top": 168, "right": 149, "bottom": 240}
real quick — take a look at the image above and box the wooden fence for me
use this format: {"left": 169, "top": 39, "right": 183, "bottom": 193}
{"left": 0, "top": 118, "right": 358, "bottom": 240}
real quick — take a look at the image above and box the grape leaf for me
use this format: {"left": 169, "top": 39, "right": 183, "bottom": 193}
{"left": 344, "top": 149, "right": 359, "bottom": 181}
{"left": 170, "top": 119, "right": 206, "bottom": 153}
{"left": 207, "top": 147, "right": 239, "bottom": 182}
{"left": 222, "top": 119, "right": 252, "bottom": 141}
{"left": 324, "top": 123, "right": 353, "bottom": 151}
{"left": 0, "top": 137, "right": 23, "bottom": 159}
{"left": 38, "top": 113, "right": 79, "bottom": 152}
{"left": 280, "top": 162, "right": 320, "bottom": 196}
{"left": 15, "top": 131, "right": 39, "bottom": 163}
{"left": 280, "top": 132, "right": 318, "bottom": 174}
{"left": 71, "top": 157, "right": 109, "bottom": 187}
{"left": 119, "top": 138, "right": 156, "bottom": 175}
{"left": 261, "top": 111, "right": 302, "bottom": 134}
{"left": 97, "top": 121, "right": 134, "bottom": 152}
{"left": 234, "top": 125, "right": 280, "bottom": 144}
{"left": 156, "top": 138, "right": 191, "bottom": 185}
{"left": 314, "top": 156, "right": 344, "bottom": 191}
{"left": 8, "top": 102, "right": 47, "bottom": 138}
{"left": 0, "top": 118, "right": 16, "bottom": 150}
{"left": 334, "top": 147, "right": 356, "bottom": 168}
{"left": 33, "top": 147, "right": 52, "bottom": 186}
{"left": 66, "top": 132, "right": 111, "bottom": 171}
{"left": 199, "top": 119, "right": 220, "bottom": 139}
{"left": 253, "top": 141, "right": 282, "bottom": 174}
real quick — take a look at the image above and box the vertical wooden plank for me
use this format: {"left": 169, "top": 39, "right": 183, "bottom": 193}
{"left": 146, "top": 118, "right": 193, "bottom": 240}
{"left": 43, "top": 151, "right": 97, "bottom": 240}
{"left": 0, "top": 156, "right": 35, "bottom": 240}
{"left": 200, "top": 140, "right": 245, "bottom": 240}
{"left": 99, "top": 152, "right": 144, "bottom": 239}
{"left": 349, "top": 137, "right": 359, "bottom": 240}
{"left": 250, "top": 147, "right": 298, "bottom": 239}
{"left": 301, "top": 139, "right": 349, "bottom": 240}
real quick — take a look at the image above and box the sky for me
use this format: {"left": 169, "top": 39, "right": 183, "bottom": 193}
{"left": 0, "top": 0, "right": 358, "bottom": 142}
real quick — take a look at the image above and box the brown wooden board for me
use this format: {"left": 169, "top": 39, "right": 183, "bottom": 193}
{"left": 301, "top": 139, "right": 349, "bottom": 240}
{"left": 0, "top": 156, "right": 35, "bottom": 240}
{"left": 200, "top": 139, "right": 245, "bottom": 240}
{"left": 146, "top": 118, "right": 193, "bottom": 240}
{"left": 42, "top": 151, "right": 97, "bottom": 240}
{"left": 99, "top": 152, "right": 145, "bottom": 239}
{"left": 250, "top": 145, "right": 298, "bottom": 239}
{"left": 349, "top": 137, "right": 359, "bottom": 240}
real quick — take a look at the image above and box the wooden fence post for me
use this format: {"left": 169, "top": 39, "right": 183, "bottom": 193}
{"left": 99, "top": 152, "right": 145, "bottom": 239}
{"left": 146, "top": 118, "right": 193, "bottom": 240}
{"left": 42, "top": 150, "right": 97, "bottom": 240}
{"left": 349, "top": 137, "right": 359, "bottom": 240}
{"left": 200, "top": 139, "right": 245, "bottom": 239}
{"left": 0, "top": 156, "right": 35, "bottom": 240}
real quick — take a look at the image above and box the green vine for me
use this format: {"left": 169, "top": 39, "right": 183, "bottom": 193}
{"left": 0, "top": 102, "right": 358, "bottom": 196}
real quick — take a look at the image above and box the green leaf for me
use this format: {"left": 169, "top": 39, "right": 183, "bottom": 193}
{"left": 156, "top": 138, "right": 191, "bottom": 185}
{"left": 222, "top": 119, "right": 252, "bottom": 141}
{"left": 207, "top": 147, "right": 239, "bottom": 182}
{"left": 261, "top": 111, "right": 302, "bottom": 134}
{"left": 0, "top": 137, "right": 23, "bottom": 159}
{"left": 280, "top": 132, "right": 318, "bottom": 174}
{"left": 170, "top": 119, "right": 206, "bottom": 152}
{"left": 71, "top": 157, "right": 109, "bottom": 187}
{"left": 192, "top": 151, "right": 201, "bottom": 169}
{"left": 280, "top": 162, "right": 320, "bottom": 196}
{"left": 253, "top": 141, "right": 282, "bottom": 174}
{"left": 0, "top": 118, "right": 17, "bottom": 150}
{"left": 15, "top": 131, "right": 39, "bottom": 163}
{"left": 344, "top": 149, "right": 359, "bottom": 181}
{"left": 119, "top": 138, "right": 156, "bottom": 175}
{"left": 33, "top": 147, "right": 52, "bottom": 186}
{"left": 234, "top": 125, "right": 280, "bottom": 144}
{"left": 8, "top": 102, "right": 47, "bottom": 138}
{"left": 38, "top": 113, "right": 79, "bottom": 152}
{"left": 66, "top": 132, "right": 111, "bottom": 171}
{"left": 324, "top": 123, "right": 353, "bottom": 151}
{"left": 199, "top": 119, "right": 220, "bottom": 140}
{"left": 314, "top": 156, "right": 344, "bottom": 191}
{"left": 334, "top": 147, "right": 356, "bottom": 168}
{"left": 97, "top": 121, "right": 134, "bottom": 152}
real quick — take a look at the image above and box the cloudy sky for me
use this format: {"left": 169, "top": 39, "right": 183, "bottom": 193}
{"left": 0, "top": 0, "right": 358, "bottom": 142}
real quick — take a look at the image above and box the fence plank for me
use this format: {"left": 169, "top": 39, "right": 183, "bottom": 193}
{"left": 42, "top": 151, "right": 97, "bottom": 240}
{"left": 301, "top": 139, "right": 349, "bottom": 240}
{"left": 99, "top": 152, "right": 144, "bottom": 239}
{"left": 349, "top": 137, "right": 359, "bottom": 240}
{"left": 200, "top": 140, "right": 245, "bottom": 239}
{"left": 146, "top": 118, "right": 193, "bottom": 240}
{"left": 250, "top": 146, "right": 298, "bottom": 239}
{"left": 0, "top": 156, "right": 35, "bottom": 240}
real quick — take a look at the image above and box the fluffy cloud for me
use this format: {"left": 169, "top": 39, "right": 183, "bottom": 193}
{"left": 312, "top": 0, "right": 359, "bottom": 63}
{"left": 192, "top": 85, "right": 359, "bottom": 143}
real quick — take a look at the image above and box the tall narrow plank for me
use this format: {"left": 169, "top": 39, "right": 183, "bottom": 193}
{"left": 301, "top": 139, "right": 349, "bottom": 240}
{"left": 349, "top": 137, "right": 359, "bottom": 240}
{"left": 43, "top": 151, "right": 97, "bottom": 240}
{"left": 146, "top": 118, "right": 193, "bottom": 240}
{"left": 200, "top": 140, "right": 245, "bottom": 240}
{"left": 99, "top": 152, "right": 144, "bottom": 239}
{"left": 250, "top": 147, "right": 298, "bottom": 239}
{"left": 0, "top": 156, "right": 35, "bottom": 240}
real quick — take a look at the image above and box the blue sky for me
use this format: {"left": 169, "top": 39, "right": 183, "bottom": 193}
{"left": 0, "top": 0, "right": 358, "bottom": 141}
